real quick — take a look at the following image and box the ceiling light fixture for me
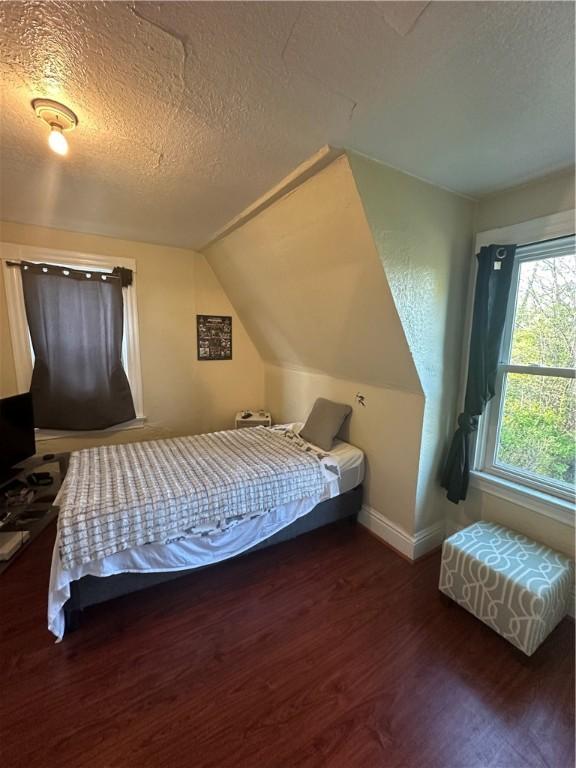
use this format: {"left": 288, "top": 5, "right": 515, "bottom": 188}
{"left": 32, "top": 98, "right": 78, "bottom": 156}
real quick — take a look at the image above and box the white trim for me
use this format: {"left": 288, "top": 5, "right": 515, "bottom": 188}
{"left": 0, "top": 241, "right": 137, "bottom": 272}
{"left": 466, "top": 212, "right": 576, "bottom": 512}
{"left": 501, "top": 364, "right": 574, "bottom": 378}
{"left": 476, "top": 236, "right": 575, "bottom": 500}
{"left": 475, "top": 209, "right": 575, "bottom": 248}
{"left": 35, "top": 417, "right": 147, "bottom": 442}
{"left": 122, "top": 271, "right": 144, "bottom": 418}
{"left": 358, "top": 505, "right": 445, "bottom": 560}
{"left": 413, "top": 520, "right": 446, "bottom": 559}
{"left": 1, "top": 241, "right": 144, "bottom": 424}
{"left": 359, "top": 505, "right": 414, "bottom": 558}
{"left": 2, "top": 246, "right": 32, "bottom": 392}
{"left": 470, "top": 470, "right": 575, "bottom": 527}
{"left": 201, "top": 145, "right": 342, "bottom": 249}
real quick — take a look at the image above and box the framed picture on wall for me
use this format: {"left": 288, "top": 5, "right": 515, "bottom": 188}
{"left": 197, "top": 315, "right": 232, "bottom": 360}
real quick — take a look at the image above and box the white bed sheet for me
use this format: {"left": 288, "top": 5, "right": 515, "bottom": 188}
{"left": 285, "top": 422, "right": 365, "bottom": 492}
{"left": 48, "top": 427, "right": 364, "bottom": 640}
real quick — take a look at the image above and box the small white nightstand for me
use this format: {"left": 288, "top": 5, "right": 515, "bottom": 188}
{"left": 235, "top": 411, "right": 271, "bottom": 429}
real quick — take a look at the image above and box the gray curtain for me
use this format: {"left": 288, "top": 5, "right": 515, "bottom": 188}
{"left": 441, "top": 244, "right": 516, "bottom": 503}
{"left": 21, "top": 262, "right": 136, "bottom": 430}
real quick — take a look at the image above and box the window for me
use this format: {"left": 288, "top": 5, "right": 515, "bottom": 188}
{"left": 476, "top": 234, "right": 575, "bottom": 502}
{"left": 2, "top": 243, "right": 144, "bottom": 437}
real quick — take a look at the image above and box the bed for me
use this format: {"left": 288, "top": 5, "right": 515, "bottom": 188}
{"left": 49, "top": 423, "right": 364, "bottom": 639}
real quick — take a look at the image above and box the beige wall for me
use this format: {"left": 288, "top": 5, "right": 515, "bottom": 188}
{"left": 205, "top": 154, "right": 475, "bottom": 537}
{"left": 476, "top": 168, "right": 575, "bottom": 231}
{"left": 266, "top": 364, "right": 423, "bottom": 534}
{"left": 0, "top": 220, "right": 264, "bottom": 453}
{"left": 454, "top": 488, "right": 574, "bottom": 558}
{"left": 482, "top": 496, "right": 573, "bottom": 558}
{"left": 205, "top": 156, "right": 419, "bottom": 394}
{"left": 192, "top": 254, "right": 265, "bottom": 434}
{"left": 348, "top": 152, "right": 475, "bottom": 532}
{"left": 450, "top": 169, "right": 576, "bottom": 556}
{"left": 205, "top": 156, "right": 424, "bottom": 531}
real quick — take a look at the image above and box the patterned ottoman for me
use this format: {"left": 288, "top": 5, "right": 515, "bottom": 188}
{"left": 439, "top": 521, "right": 573, "bottom": 656}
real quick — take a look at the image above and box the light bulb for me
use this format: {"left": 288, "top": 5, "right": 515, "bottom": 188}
{"left": 48, "top": 125, "right": 68, "bottom": 156}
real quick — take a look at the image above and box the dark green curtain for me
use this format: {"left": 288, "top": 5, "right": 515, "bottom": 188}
{"left": 441, "top": 244, "right": 517, "bottom": 503}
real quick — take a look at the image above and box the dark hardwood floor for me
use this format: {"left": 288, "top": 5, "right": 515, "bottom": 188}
{"left": 1, "top": 520, "right": 573, "bottom": 768}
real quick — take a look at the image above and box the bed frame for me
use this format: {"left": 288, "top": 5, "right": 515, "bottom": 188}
{"left": 63, "top": 484, "right": 363, "bottom": 632}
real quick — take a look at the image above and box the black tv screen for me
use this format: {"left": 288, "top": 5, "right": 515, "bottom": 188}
{"left": 0, "top": 393, "right": 36, "bottom": 481}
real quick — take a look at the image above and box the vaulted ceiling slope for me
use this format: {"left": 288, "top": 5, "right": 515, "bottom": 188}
{"left": 1, "top": 1, "right": 573, "bottom": 249}
{"left": 205, "top": 154, "right": 421, "bottom": 394}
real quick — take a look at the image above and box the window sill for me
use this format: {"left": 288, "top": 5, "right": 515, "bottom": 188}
{"left": 470, "top": 470, "right": 575, "bottom": 527}
{"left": 35, "top": 417, "right": 147, "bottom": 441}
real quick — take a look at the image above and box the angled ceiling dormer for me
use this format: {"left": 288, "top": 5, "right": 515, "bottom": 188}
{"left": 204, "top": 149, "right": 475, "bottom": 535}
{"left": 204, "top": 153, "right": 421, "bottom": 395}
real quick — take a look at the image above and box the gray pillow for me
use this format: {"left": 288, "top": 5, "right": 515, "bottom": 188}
{"left": 300, "top": 398, "right": 352, "bottom": 451}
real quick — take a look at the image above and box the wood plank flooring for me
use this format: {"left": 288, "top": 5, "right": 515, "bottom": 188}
{"left": 1, "top": 520, "right": 573, "bottom": 768}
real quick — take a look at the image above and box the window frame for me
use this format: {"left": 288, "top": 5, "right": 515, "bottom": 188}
{"left": 475, "top": 236, "right": 575, "bottom": 501}
{"left": 1, "top": 242, "right": 144, "bottom": 439}
{"left": 463, "top": 209, "right": 576, "bottom": 524}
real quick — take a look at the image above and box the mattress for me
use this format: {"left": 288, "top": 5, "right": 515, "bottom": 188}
{"left": 328, "top": 439, "right": 364, "bottom": 492}
{"left": 48, "top": 427, "right": 364, "bottom": 640}
{"left": 285, "top": 422, "right": 364, "bottom": 494}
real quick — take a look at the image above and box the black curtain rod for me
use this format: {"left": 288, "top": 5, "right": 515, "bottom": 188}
{"left": 5, "top": 260, "right": 133, "bottom": 287}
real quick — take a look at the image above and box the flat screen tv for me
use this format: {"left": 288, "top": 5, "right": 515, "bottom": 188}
{"left": 0, "top": 393, "right": 36, "bottom": 484}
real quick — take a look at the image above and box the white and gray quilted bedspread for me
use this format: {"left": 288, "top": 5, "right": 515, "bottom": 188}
{"left": 57, "top": 426, "right": 336, "bottom": 569}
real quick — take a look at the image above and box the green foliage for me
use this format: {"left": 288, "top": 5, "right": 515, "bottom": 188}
{"left": 498, "top": 377, "right": 574, "bottom": 484}
{"left": 496, "top": 253, "right": 575, "bottom": 487}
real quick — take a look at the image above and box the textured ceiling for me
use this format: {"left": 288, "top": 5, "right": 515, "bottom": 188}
{"left": 0, "top": 1, "right": 574, "bottom": 249}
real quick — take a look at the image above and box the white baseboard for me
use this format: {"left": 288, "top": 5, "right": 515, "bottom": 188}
{"left": 358, "top": 505, "right": 414, "bottom": 558}
{"left": 358, "top": 505, "right": 445, "bottom": 561}
{"left": 413, "top": 520, "right": 446, "bottom": 559}
{"left": 359, "top": 509, "right": 575, "bottom": 618}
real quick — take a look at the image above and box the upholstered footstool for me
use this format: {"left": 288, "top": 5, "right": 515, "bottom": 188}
{"left": 439, "top": 521, "right": 573, "bottom": 656}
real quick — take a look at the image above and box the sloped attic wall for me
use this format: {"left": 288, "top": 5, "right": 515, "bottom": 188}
{"left": 205, "top": 156, "right": 420, "bottom": 392}
{"left": 205, "top": 151, "right": 475, "bottom": 540}
{"left": 348, "top": 152, "right": 475, "bottom": 531}
{"left": 204, "top": 155, "right": 425, "bottom": 535}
